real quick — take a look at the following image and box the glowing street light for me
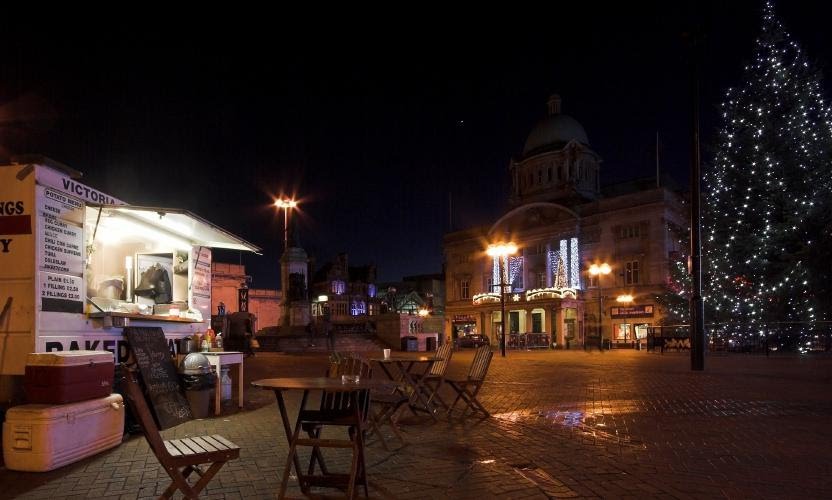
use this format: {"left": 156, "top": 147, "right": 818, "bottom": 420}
{"left": 589, "top": 262, "right": 612, "bottom": 348}
{"left": 487, "top": 242, "right": 518, "bottom": 357}
{"left": 274, "top": 198, "right": 297, "bottom": 252}
{"left": 589, "top": 263, "right": 611, "bottom": 276}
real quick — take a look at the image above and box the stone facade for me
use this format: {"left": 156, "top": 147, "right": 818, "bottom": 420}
{"left": 211, "top": 262, "right": 281, "bottom": 331}
{"left": 279, "top": 246, "right": 311, "bottom": 327}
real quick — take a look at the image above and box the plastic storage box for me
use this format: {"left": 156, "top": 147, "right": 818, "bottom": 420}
{"left": 3, "top": 393, "right": 124, "bottom": 471}
{"left": 24, "top": 350, "right": 115, "bottom": 404}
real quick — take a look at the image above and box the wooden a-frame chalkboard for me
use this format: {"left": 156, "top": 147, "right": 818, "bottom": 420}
{"left": 124, "top": 326, "right": 192, "bottom": 429}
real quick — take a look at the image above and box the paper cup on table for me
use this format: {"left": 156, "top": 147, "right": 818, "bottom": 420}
{"left": 383, "top": 348, "right": 391, "bottom": 360}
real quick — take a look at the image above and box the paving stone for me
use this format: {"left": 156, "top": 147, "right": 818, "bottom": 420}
{"left": 2, "top": 350, "right": 831, "bottom": 498}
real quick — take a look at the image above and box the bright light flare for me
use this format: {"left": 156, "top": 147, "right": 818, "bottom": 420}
{"left": 589, "top": 263, "right": 611, "bottom": 276}
{"left": 274, "top": 198, "right": 297, "bottom": 208}
{"left": 486, "top": 242, "right": 518, "bottom": 257}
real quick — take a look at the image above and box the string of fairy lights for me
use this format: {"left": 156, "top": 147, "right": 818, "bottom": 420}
{"left": 488, "top": 238, "right": 581, "bottom": 294}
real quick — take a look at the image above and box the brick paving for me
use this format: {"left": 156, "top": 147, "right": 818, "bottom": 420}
{"left": 1, "top": 349, "right": 830, "bottom": 499}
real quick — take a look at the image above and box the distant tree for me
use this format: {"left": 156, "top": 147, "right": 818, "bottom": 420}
{"left": 703, "top": 1, "right": 832, "bottom": 340}
{"left": 654, "top": 220, "right": 691, "bottom": 326}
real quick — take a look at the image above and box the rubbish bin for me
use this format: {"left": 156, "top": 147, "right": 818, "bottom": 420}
{"left": 179, "top": 353, "right": 216, "bottom": 419}
{"left": 425, "top": 336, "right": 437, "bottom": 352}
{"left": 401, "top": 336, "right": 418, "bottom": 352}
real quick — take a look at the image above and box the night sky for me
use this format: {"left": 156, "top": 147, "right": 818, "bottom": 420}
{"left": 2, "top": 1, "right": 830, "bottom": 288}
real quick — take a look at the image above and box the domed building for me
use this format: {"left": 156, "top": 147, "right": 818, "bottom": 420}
{"left": 510, "top": 94, "right": 602, "bottom": 205}
{"left": 443, "top": 95, "right": 686, "bottom": 350}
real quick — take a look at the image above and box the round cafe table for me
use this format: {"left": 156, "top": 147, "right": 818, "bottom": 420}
{"left": 252, "top": 376, "right": 395, "bottom": 498}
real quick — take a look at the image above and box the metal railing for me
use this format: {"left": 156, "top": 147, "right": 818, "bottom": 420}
{"left": 506, "top": 332, "right": 553, "bottom": 350}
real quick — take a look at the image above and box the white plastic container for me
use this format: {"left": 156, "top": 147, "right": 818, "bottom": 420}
{"left": 221, "top": 366, "right": 232, "bottom": 402}
{"left": 3, "top": 393, "right": 124, "bottom": 472}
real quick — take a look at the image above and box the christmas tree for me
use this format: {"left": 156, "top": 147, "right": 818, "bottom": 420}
{"left": 553, "top": 254, "right": 568, "bottom": 289}
{"left": 703, "top": 1, "right": 832, "bottom": 345}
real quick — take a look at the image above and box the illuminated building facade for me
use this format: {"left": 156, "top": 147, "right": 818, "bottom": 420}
{"left": 443, "top": 95, "right": 686, "bottom": 348}
{"left": 310, "top": 253, "right": 380, "bottom": 332}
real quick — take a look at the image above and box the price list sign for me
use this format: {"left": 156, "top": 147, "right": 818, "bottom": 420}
{"left": 37, "top": 186, "right": 85, "bottom": 313}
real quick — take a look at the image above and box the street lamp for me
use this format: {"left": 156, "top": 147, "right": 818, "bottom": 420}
{"left": 274, "top": 198, "right": 297, "bottom": 251}
{"left": 487, "top": 242, "right": 518, "bottom": 357}
{"left": 589, "top": 263, "right": 611, "bottom": 348}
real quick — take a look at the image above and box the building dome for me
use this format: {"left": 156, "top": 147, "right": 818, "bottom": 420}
{"left": 522, "top": 95, "right": 589, "bottom": 155}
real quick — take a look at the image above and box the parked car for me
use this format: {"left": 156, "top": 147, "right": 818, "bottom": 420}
{"left": 457, "top": 334, "right": 490, "bottom": 349}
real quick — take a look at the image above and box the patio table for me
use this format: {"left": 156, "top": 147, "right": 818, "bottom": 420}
{"left": 367, "top": 355, "right": 442, "bottom": 421}
{"left": 252, "top": 376, "right": 395, "bottom": 498}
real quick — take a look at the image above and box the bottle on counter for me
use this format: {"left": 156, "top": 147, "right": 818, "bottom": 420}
{"left": 216, "top": 332, "right": 223, "bottom": 350}
{"left": 201, "top": 330, "right": 211, "bottom": 352}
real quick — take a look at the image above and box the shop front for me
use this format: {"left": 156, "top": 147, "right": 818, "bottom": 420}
{"left": 610, "top": 304, "right": 654, "bottom": 348}
{"left": 451, "top": 314, "right": 478, "bottom": 342}
{"left": 456, "top": 294, "right": 583, "bottom": 350}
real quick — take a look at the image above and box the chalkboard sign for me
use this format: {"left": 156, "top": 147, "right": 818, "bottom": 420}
{"left": 124, "top": 327, "right": 192, "bottom": 429}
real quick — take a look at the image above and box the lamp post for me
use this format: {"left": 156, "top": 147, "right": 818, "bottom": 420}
{"left": 589, "top": 263, "right": 611, "bottom": 349}
{"left": 275, "top": 198, "right": 297, "bottom": 328}
{"left": 274, "top": 198, "right": 297, "bottom": 251}
{"left": 487, "top": 242, "right": 518, "bottom": 358}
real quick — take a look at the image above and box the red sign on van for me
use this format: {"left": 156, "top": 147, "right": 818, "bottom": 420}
{"left": 0, "top": 215, "right": 32, "bottom": 235}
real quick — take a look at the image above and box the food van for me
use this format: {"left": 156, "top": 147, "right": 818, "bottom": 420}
{"left": 0, "top": 158, "right": 260, "bottom": 406}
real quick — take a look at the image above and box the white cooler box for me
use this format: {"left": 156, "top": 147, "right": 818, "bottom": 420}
{"left": 3, "top": 393, "right": 124, "bottom": 472}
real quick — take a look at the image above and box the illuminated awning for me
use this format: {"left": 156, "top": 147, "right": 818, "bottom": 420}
{"left": 89, "top": 205, "right": 261, "bottom": 254}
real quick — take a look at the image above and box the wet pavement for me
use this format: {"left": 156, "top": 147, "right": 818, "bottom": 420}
{"left": 1, "top": 349, "right": 830, "bottom": 499}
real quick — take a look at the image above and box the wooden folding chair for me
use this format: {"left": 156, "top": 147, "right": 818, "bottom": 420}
{"left": 413, "top": 342, "right": 453, "bottom": 412}
{"left": 120, "top": 364, "right": 239, "bottom": 499}
{"left": 291, "top": 356, "right": 373, "bottom": 498}
{"left": 446, "top": 344, "right": 493, "bottom": 418}
{"left": 367, "top": 384, "right": 409, "bottom": 451}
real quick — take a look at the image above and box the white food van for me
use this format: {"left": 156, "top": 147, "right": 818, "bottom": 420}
{"left": 0, "top": 159, "right": 260, "bottom": 406}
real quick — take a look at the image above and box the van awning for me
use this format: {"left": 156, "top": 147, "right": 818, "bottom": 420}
{"left": 93, "top": 205, "right": 261, "bottom": 254}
